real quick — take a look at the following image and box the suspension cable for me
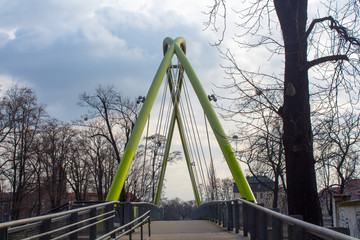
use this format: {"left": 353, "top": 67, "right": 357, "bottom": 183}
{"left": 204, "top": 111, "right": 216, "bottom": 200}
{"left": 179, "top": 79, "right": 211, "bottom": 201}
{"left": 141, "top": 114, "right": 151, "bottom": 199}
{"left": 183, "top": 80, "right": 212, "bottom": 186}
{"left": 178, "top": 98, "right": 203, "bottom": 200}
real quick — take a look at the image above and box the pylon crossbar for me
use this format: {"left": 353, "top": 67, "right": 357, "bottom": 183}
{"left": 106, "top": 37, "right": 256, "bottom": 204}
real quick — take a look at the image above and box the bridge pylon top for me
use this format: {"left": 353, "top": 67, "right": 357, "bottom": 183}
{"left": 106, "top": 37, "right": 256, "bottom": 205}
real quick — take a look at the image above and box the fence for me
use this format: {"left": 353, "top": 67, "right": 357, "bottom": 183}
{"left": 0, "top": 201, "right": 151, "bottom": 240}
{"left": 192, "top": 199, "right": 358, "bottom": 240}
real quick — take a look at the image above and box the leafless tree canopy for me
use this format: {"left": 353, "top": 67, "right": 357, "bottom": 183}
{"left": 0, "top": 85, "right": 181, "bottom": 220}
{"left": 206, "top": 0, "right": 360, "bottom": 225}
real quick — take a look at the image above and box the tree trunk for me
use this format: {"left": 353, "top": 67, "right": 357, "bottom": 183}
{"left": 274, "top": 0, "right": 323, "bottom": 225}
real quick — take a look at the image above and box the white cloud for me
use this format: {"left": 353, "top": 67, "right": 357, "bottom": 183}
{"left": 0, "top": 0, "right": 240, "bottom": 202}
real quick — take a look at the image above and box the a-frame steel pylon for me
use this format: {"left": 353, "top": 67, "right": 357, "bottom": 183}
{"left": 106, "top": 37, "right": 256, "bottom": 205}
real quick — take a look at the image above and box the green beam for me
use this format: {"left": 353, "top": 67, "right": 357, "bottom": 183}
{"left": 154, "top": 68, "right": 179, "bottom": 205}
{"left": 106, "top": 41, "right": 175, "bottom": 201}
{"left": 154, "top": 59, "right": 201, "bottom": 206}
{"left": 176, "top": 109, "right": 202, "bottom": 205}
{"left": 153, "top": 106, "right": 175, "bottom": 205}
{"left": 107, "top": 36, "right": 255, "bottom": 204}
{"left": 173, "top": 42, "right": 256, "bottom": 202}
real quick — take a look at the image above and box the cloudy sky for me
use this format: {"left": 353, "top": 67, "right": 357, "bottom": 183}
{"left": 0, "top": 0, "right": 226, "bottom": 119}
{"left": 0, "top": 0, "right": 243, "bottom": 201}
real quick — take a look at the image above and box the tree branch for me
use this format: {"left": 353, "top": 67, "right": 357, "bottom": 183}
{"left": 305, "top": 16, "right": 360, "bottom": 47}
{"left": 307, "top": 55, "right": 349, "bottom": 69}
{"left": 305, "top": 16, "right": 333, "bottom": 40}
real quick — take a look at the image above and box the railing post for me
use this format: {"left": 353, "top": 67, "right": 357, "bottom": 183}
{"left": 227, "top": 201, "right": 233, "bottom": 231}
{"left": 40, "top": 219, "right": 51, "bottom": 240}
{"left": 289, "top": 215, "right": 305, "bottom": 240}
{"left": 271, "top": 208, "right": 283, "bottom": 240}
{"left": 217, "top": 202, "right": 221, "bottom": 225}
{"left": 211, "top": 203, "right": 215, "bottom": 222}
{"left": 243, "top": 199, "right": 249, "bottom": 237}
{"left": 69, "top": 212, "right": 78, "bottom": 240}
{"left": 0, "top": 227, "right": 8, "bottom": 240}
{"left": 105, "top": 204, "right": 115, "bottom": 239}
{"left": 222, "top": 202, "right": 227, "bottom": 228}
{"left": 124, "top": 203, "right": 133, "bottom": 240}
{"left": 148, "top": 214, "right": 151, "bottom": 239}
{"left": 234, "top": 200, "right": 240, "bottom": 233}
{"left": 256, "top": 203, "right": 267, "bottom": 240}
{"left": 140, "top": 220, "right": 143, "bottom": 240}
{"left": 248, "top": 200, "right": 256, "bottom": 240}
{"left": 124, "top": 203, "right": 133, "bottom": 224}
{"left": 89, "top": 208, "right": 97, "bottom": 240}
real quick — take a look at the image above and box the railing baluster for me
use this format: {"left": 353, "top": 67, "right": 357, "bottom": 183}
{"left": 234, "top": 200, "right": 240, "bottom": 233}
{"left": 256, "top": 203, "right": 267, "bottom": 240}
{"left": 105, "top": 204, "right": 115, "bottom": 239}
{"left": 248, "top": 200, "right": 256, "bottom": 240}
{"left": 148, "top": 214, "right": 151, "bottom": 238}
{"left": 0, "top": 227, "right": 8, "bottom": 240}
{"left": 243, "top": 199, "right": 249, "bottom": 237}
{"left": 271, "top": 209, "right": 283, "bottom": 240}
{"left": 69, "top": 212, "right": 78, "bottom": 240}
{"left": 227, "top": 201, "right": 233, "bottom": 231}
{"left": 290, "top": 215, "right": 305, "bottom": 240}
{"left": 40, "top": 219, "right": 51, "bottom": 240}
{"left": 89, "top": 208, "right": 97, "bottom": 240}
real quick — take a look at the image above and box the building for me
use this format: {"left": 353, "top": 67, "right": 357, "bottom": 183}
{"left": 233, "top": 176, "right": 275, "bottom": 208}
{"left": 319, "top": 178, "right": 360, "bottom": 228}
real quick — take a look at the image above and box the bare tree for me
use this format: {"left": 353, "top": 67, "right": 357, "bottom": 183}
{"left": 66, "top": 133, "right": 91, "bottom": 201}
{"left": 215, "top": 177, "right": 235, "bottom": 200}
{"left": 39, "top": 120, "right": 75, "bottom": 209}
{"left": 81, "top": 124, "right": 117, "bottom": 201}
{"left": 316, "top": 110, "right": 360, "bottom": 193}
{"left": 0, "top": 86, "right": 46, "bottom": 219}
{"left": 79, "top": 85, "right": 140, "bottom": 201}
{"left": 206, "top": 0, "right": 360, "bottom": 224}
{"left": 79, "top": 85, "right": 140, "bottom": 164}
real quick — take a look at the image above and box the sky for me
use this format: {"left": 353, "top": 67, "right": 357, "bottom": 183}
{"left": 0, "top": 0, "right": 240, "bottom": 201}
{"left": 0, "top": 0, "right": 226, "bottom": 119}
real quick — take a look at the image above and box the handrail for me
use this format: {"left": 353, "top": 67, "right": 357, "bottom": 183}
{"left": 239, "top": 199, "right": 357, "bottom": 240}
{"left": 0, "top": 201, "right": 118, "bottom": 229}
{"left": 21, "top": 210, "right": 115, "bottom": 240}
{"left": 97, "top": 210, "right": 151, "bottom": 240}
{"left": 193, "top": 199, "right": 357, "bottom": 240}
{"left": 0, "top": 201, "right": 119, "bottom": 239}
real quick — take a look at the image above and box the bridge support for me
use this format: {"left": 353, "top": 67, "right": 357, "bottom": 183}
{"left": 106, "top": 37, "right": 256, "bottom": 203}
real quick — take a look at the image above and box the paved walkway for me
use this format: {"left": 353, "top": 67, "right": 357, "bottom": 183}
{"left": 131, "top": 220, "right": 248, "bottom": 240}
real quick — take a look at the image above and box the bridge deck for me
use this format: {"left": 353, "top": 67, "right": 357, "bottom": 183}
{"left": 132, "top": 220, "right": 248, "bottom": 240}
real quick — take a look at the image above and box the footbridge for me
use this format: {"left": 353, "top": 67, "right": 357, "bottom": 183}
{"left": 0, "top": 199, "right": 355, "bottom": 240}
{"left": 0, "top": 38, "right": 356, "bottom": 239}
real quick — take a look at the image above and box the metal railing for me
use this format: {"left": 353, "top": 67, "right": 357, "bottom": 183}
{"left": 192, "top": 199, "right": 357, "bottom": 240}
{"left": 98, "top": 210, "right": 151, "bottom": 240}
{"left": 0, "top": 201, "right": 153, "bottom": 240}
{"left": 115, "top": 202, "right": 163, "bottom": 226}
{"left": 0, "top": 201, "right": 117, "bottom": 240}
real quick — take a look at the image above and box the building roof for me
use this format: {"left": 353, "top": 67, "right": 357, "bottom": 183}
{"left": 233, "top": 176, "right": 275, "bottom": 193}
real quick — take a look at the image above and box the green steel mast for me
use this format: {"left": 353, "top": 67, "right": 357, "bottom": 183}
{"left": 106, "top": 37, "right": 256, "bottom": 204}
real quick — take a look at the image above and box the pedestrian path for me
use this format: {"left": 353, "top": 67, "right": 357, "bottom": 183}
{"left": 132, "top": 220, "right": 248, "bottom": 240}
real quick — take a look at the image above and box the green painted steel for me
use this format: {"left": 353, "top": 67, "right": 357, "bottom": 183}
{"left": 106, "top": 42, "right": 175, "bottom": 201}
{"left": 173, "top": 41, "right": 256, "bottom": 203}
{"left": 154, "top": 58, "right": 201, "bottom": 206}
{"left": 106, "top": 37, "right": 255, "bottom": 203}
{"left": 154, "top": 71, "right": 179, "bottom": 205}
{"left": 175, "top": 109, "right": 202, "bottom": 205}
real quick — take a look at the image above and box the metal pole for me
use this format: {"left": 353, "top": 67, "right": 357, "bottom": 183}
{"left": 173, "top": 40, "right": 256, "bottom": 202}
{"left": 106, "top": 40, "right": 175, "bottom": 201}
